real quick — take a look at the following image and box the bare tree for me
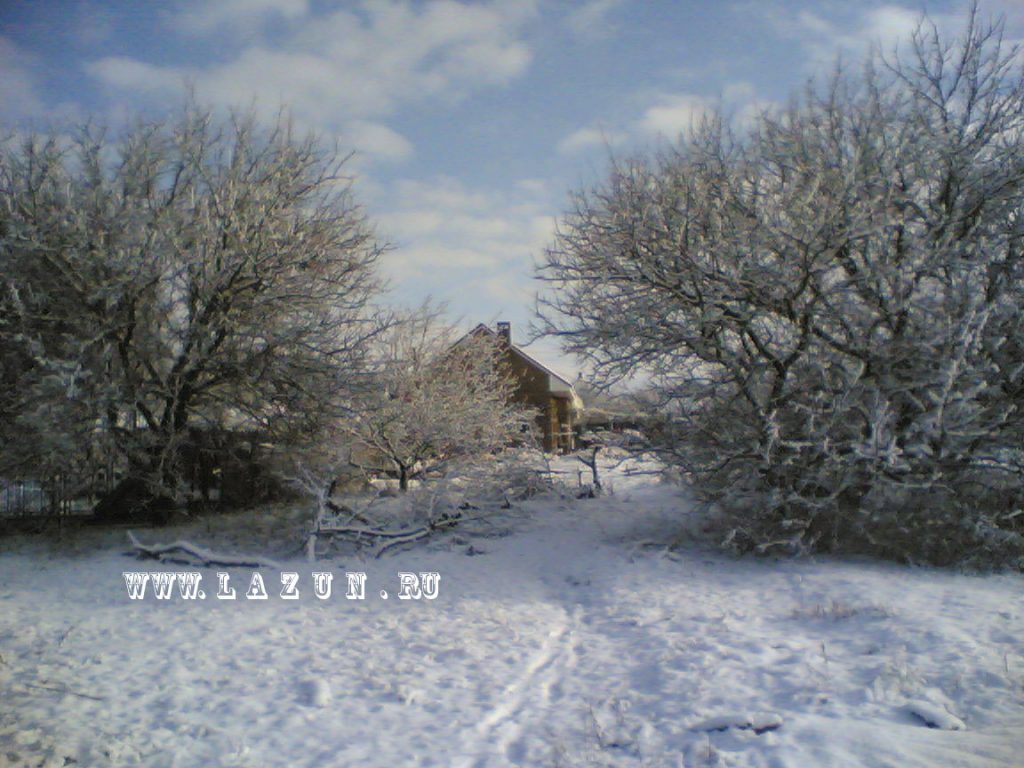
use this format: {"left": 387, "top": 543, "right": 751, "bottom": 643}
{"left": 537, "top": 6, "right": 1024, "bottom": 565}
{"left": 342, "top": 307, "right": 536, "bottom": 492}
{"left": 287, "top": 307, "right": 538, "bottom": 560}
{"left": 0, "top": 105, "right": 387, "bottom": 519}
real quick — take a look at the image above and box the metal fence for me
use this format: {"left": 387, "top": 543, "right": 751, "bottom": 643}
{"left": 1, "top": 479, "right": 49, "bottom": 515}
{"left": 0, "top": 476, "right": 96, "bottom": 517}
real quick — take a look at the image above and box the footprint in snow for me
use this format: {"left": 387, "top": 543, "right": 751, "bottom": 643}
{"left": 301, "top": 678, "right": 332, "bottom": 708}
{"left": 905, "top": 701, "right": 966, "bottom": 730}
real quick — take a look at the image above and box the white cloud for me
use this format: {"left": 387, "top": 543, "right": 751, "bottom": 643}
{"left": 174, "top": 0, "right": 309, "bottom": 36}
{"left": 392, "top": 177, "right": 493, "bottom": 215}
{"left": 375, "top": 175, "right": 556, "bottom": 288}
{"left": 862, "top": 6, "right": 927, "bottom": 51}
{"left": 754, "top": 3, "right": 963, "bottom": 70}
{"left": 515, "top": 178, "right": 550, "bottom": 196}
{"left": 557, "top": 125, "right": 625, "bottom": 155}
{"left": 390, "top": 244, "right": 501, "bottom": 270}
{"left": 86, "top": 1, "right": 537, "bottom": 163}
{"left": 790, "top": 9, "right": 833, "bottom": 39}
{"left": 559, "top": 79, "right": 767, "bottom": 152}
{"left": 344, "top": 121, "right": 414, "bottom": 162}
{"left": 86, "top": 57, "right": 185, "bottom": 95}
{"left": 480, "top": 272, "right": 535, "bottom": 304}
{"left": 565, "top": 0, "right": 626, "bottom": 40}
{"left": 637, "top": 93, "right": 716, "bottom": 138}
{"left": 293, "top": 1, "right": 535, "bottom": 110}
{"left": 637, "top": 82, "right": 770, "bottom": 139}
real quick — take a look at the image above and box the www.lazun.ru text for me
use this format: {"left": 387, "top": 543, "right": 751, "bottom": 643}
{"left": 123, "top": 571, "right": 440, "bottom": 601}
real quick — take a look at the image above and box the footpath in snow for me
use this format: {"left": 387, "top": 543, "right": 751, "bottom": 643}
{"left": 1, "top": 455, "right": 1022, "bottom": 767}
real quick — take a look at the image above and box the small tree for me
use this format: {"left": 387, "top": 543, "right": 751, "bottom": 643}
{"left": 344, "top": 309, "right": 535, "bottom": 491}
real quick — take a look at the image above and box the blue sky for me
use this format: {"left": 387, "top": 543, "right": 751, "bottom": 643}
{"left": 2, "top": 0, "right": 1021, "bottom": 371}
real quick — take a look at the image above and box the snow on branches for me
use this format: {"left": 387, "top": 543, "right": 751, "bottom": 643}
{"left": 537, "top": 7, "right": 1024, "bottom": 566}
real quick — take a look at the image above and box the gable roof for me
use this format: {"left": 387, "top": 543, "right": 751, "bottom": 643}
{"left": 463, "top": 323, "right": 576, "bottom": 392}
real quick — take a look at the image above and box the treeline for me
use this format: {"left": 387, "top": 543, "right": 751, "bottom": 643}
{"left": 0, "top": 107, "right": 528, "bottom": 521}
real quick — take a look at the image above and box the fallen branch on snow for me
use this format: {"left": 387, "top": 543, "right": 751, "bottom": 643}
{"left": 127, "top": 531, "right": 282, "bottom": 569}
{"left": 23, "top": 682, "right": 105, "bottom": 702}
{"left": 317, "top": 512, "right": 488, "bottom": 559}
{"left": 689, "top": 713, "right": 783, "bottom": 735}
{"left": 325, "top": 498, "right": 373, "bottom": 526}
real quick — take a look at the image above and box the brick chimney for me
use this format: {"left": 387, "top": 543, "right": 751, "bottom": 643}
{"left": 496, "top": 321, "right": 511, "bottom": 344}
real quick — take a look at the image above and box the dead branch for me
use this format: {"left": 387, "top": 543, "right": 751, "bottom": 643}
{"left": 23, "top": 682, "right": 105, "bottom": 702}
{"left": 127, "top": 531, "right": 282, "bottom": 569}
{"left": 316, "top": 510, "right": 498, "bottom": 558}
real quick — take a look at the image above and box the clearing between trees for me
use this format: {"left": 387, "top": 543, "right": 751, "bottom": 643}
{"left": 0, "top": 454, "right": 1021, "bottom": 767}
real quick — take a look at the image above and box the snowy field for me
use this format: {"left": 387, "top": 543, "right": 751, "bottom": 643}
{"left": 1, "top": 456, "right": 1022, "bottom": 767}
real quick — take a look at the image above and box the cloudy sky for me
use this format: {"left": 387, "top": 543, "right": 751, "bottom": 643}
{"left": 2, "top": 0, "right": 1021, "bottom": 370}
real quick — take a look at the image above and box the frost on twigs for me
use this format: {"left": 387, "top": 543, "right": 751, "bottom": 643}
{"left": 0, "top": 102, "right": 387, "bottom": 522}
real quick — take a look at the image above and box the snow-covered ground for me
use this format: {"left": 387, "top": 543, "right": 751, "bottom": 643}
{"left": 1, "top": 456, "right": 1022, "bottom": 767}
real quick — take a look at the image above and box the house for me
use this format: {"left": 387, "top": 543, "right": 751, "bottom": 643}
{"left": 466, "top": 322, "right": 584, "bottom": 453}
{"left": 572, "top": 380, "right": 646, "bottom": 434}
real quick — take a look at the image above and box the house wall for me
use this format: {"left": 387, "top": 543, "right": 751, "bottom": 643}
{"left": 499, "top": 346, "right": 550, "bottom": 449}
{"left": 464, "top": 324, "right": 579, "bottom": 453}
{"left": 552, "top": 396, "right": 575, "bottom": 452}
{"left": 500, "top": 347, "right": 576, "bottom": 452}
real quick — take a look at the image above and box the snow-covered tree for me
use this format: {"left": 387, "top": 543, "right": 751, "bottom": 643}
{"left": 0, "top": 105, "right": 386, "bottom": 518}
{"left": 537, "top": 6, "right": 1024, "bottom": 565}
{"left": 342, "top": 309, "right": 535, "bottom": 491}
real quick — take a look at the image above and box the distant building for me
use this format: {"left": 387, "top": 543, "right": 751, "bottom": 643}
{"left": 465, "top": 322, "right": 583, "bottom": 453}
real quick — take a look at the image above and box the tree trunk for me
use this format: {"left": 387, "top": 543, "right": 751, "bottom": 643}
{"left": 92, "top": 476, "right": 174, "bottom": 524}
{"left": 92, "top": 439, "right": 178, "bottom": 525}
